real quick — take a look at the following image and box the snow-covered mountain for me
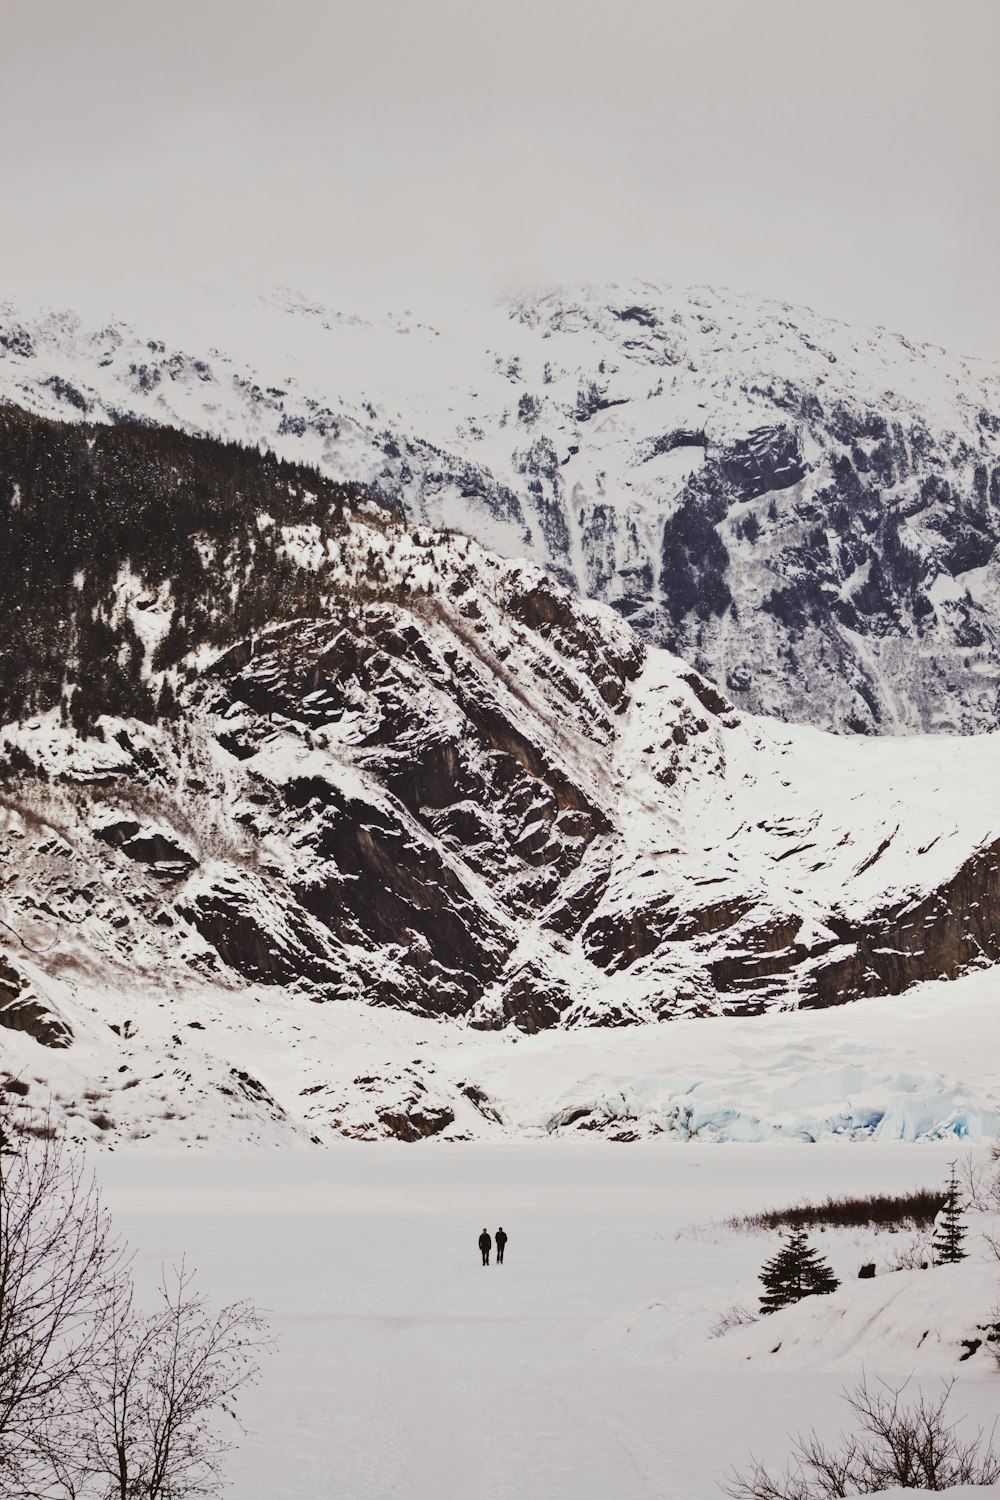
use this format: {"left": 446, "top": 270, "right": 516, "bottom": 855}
{"left": 3, "top": 406, "right": 1000, "bottom": 1145}
{"left": 2, "top": 279, "right": 1000, "bottom": 734}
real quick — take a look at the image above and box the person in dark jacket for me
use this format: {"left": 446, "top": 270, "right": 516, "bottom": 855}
{"left": 495, "top": 1227, "right": 508, "bottom": 1264}
{"left": 478, "top": 1228, "right": 491, "bottom": 1266}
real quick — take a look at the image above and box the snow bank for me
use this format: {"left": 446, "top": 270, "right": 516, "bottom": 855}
{"left": 867, "top": 1490, "right": 997, "bottom": 1498}
{"left": 709, "top": 1261, "right": 998, "bottom": 1373}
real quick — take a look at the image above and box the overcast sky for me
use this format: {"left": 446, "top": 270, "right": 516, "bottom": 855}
{"left": 3, "top": 0, "right": 998, "bottom": 358}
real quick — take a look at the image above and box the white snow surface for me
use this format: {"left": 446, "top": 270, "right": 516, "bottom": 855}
{"left": 92, "top": 1141, "right": 1000, "bottom": 1500}
{"left": 867, "top": 1492, "right": 997, "bottom": 1498}
{"left": 868, "top": 1492, "right": 996, "bottom": 1498}
{"left": 3, "top": 274, "right": 996, "bottom": 479}
{"left": 4, "top": 963, "right": 1000, "bottom": 1149}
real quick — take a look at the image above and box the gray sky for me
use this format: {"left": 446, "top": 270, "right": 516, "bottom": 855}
{"left": 3, "top": 0, "right": 999, "bottom": 358}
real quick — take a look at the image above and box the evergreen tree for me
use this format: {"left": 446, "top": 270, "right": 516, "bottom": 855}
{"left": 758, "top": 1226, "right": 840, "bottom": 1314}
{"left": 155, "top": 677, "right": 179, "bottom": 721}
{"left": 931, "top": 1165, "right": 967, "bottom": 1264}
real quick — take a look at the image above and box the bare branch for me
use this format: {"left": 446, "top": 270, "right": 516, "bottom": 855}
{"left": 724, "top": 1375, "right": 1000, "bottom": 1498}
{"left": 0, "top": 1096, "right": 269, "bottom": 1499}
{"left": 80, "top": 1259, "right": 270, "bottom": 1500}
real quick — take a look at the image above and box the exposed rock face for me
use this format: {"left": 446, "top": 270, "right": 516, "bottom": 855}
{"left": 300, "top": 1063, "right": 460, "bottom": 1141}
{"left": 94, "top": 819, "right": 197, "bottom": 875}
{"left": 3, "top": 399, "right": 1000, "bottom": 1160}
{"left": 3, "top": 280, "right": 1000, "bottom": 734}
{"left": 5, "top": 538, "right": 1000, "bottom": 1041}
{"left": 806, "top": 837, "right": 1000, "bottom": 1008}
{"left": 470, "top": 961, "right": 575, "bottom": 1034}
{"left": 0, "top": 952, "right": 72, "bottom": 1048}
{"left": 1, "top": 405, "right": 1000, "bottom": 1140}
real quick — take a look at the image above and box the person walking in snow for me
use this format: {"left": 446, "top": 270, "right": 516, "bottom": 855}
{"left": 479, "top": 1228, "right": 492, "bottom": 1266}
{"left": 495, "top": 1227, "right": 507, "bottom": 1264}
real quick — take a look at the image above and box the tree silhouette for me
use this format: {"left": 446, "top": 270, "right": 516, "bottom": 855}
{"left": 931, "top": 1163, "right": 967, "bottom": 1264}
{"left": 0, "top": 1099, "right": 267, "bottom": 1496}
{"left": 759, "top": 1226, "right": 839, "bottom": 1313}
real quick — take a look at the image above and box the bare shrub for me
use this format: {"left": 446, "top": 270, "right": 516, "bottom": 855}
{"left": 989, "top": 1139, "right": 1000, "bottom": 1209}
{"left": 983, "top": 1227, "right": 1000, "bottom": 1262}
{"left": 709, "top": 1303, "right": 758, "bottom": 1339}
{"left": 0, "top": 1103, "right": 268, "bottom": 1498}
{"left": 723, "top": 1377, "right": 1000, "bottom": 1497}
{"left": 727, "top": 1188, "right": 943, "bottom": 1235}
{"left": 953, "top": 1147, "right": 996, "bottom": 1211}
{"left": 882, "top": 1233, "right": 930, "bottom": 1272}
{"left": 78, "top": 1262, "right": 267, "bottom": 1499}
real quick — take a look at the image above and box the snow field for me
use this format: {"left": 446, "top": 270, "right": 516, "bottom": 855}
{"left": 95, "top": 1143, "right": 1000, "bottom": 1500}
{"left": 867, "top": 1491, "right": 997, "bottom": 1498}
{"left": 4, "top": 965, "right": 1000, "bottom": 1150}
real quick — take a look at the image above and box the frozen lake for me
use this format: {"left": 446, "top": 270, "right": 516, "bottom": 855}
{"left": 94, "top": 1141, "right": 1000, "bottom": 1500}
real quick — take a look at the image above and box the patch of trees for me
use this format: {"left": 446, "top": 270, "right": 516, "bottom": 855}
{"left": 0, "top": 404, "right": 368, "bottom": 733}
{"left": 574, "top": 382, "right": 629, "bottom": 421}
{"left": 659, "top": 481, "right": 733, "bottom": 629}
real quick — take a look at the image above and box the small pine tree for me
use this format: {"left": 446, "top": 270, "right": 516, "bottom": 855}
{"left": 932, "top": 1165, "right": 967, "bottom": 1264}
{"left": 759, "top": 1226, "right": 840, "bottom": 1314}
{"left": 155, "top": 677, "right": 179, "bottom": 721}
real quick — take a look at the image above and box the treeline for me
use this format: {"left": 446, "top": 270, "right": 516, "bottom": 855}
{"left": 0, "top": 404, "right": 371, "bottom": 733}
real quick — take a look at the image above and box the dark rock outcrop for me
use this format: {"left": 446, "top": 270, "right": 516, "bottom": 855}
{"left": 806, "top": 839, "right": 1000, "bottom": 1007}
{"left": 0, "top": 953, "right": 72, "bottom": 1048}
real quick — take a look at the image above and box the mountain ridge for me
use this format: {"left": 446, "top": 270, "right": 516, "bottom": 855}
{"left": 2, "top": 408, "right": 1000, "bottom": 1103}
{"left": 2, "top": 278, "right": 1000, "bottom": 734}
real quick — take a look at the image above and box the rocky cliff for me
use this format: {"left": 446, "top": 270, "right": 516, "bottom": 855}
{"left": 3, "top": 408, "right": 1000, "bottom": 1060}
{"left": 4, "top": 408, "right": 1000, "bottom": 1142}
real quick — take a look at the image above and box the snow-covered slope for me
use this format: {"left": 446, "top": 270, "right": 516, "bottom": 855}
{"left": 10, "top": 962, "right": 1000, "bottom": 1149}
{"left": 4, "top": 410, "right": 1000, "bottom": 1143}
{"left": 2, "top": 279, "right": 1000, "bottom": 733}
